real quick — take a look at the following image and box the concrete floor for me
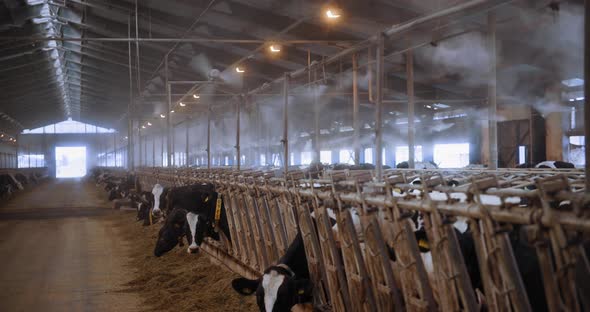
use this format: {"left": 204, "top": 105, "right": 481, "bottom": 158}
{"left": 0, "top": 179, "right": 142, "bottom": 312}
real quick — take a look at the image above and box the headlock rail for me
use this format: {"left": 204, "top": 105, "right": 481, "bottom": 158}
{"left": 134, "top": 166, "right": 590, "bottom": 312}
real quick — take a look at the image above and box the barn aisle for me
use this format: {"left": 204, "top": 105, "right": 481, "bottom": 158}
{"left": 0, "top": 179, "right": 142, "bottom": 312}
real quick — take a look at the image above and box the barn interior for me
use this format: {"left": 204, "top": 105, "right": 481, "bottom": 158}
{"left": 0, "top": 0, "right": 589, "bottom": 311}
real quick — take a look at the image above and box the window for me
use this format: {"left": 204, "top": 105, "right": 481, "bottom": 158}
{"left": 518, "top": 146, "right": 526, "bottom": 164}
{"left": 339, "top": 149, "right": 355, "bottom": 165}
{"left": 260, "top": 154, "right": 266, "bottom": 166}
{"left": 364, "top": 148, "right": 373, "bottom": 164}
{"left": 571, "top": 107, "right": 576, "bottom": 129}
{"left": 224, "top": 156, "right": 229, "bottom": 166}
{"left": 18, "top": 154, "right": 45, "bottom": 168}
{"left": 272, "top": 153, "right": 281, "bottom": 167}
{"left": 290, "top": 153, "right": 295, "bottom": 166}
{"left": 570, "top": 136, "right": 584, "bottom": 145}
{"left": 434, "top": 143, "right": 470, "bottom": 168}
{"left": 395, "top": 146, "right": 423, "bottom": 163}
{"left": 162, "top": 153, "right": 168, "bottom": 167}
{"left": 365, "top": 148, "right": 387, "bottom": 164}
{"left": 301, "top": 152, "right": 313, "bottom": 165}
{"left": 569, "top": 136, "right": 585, "bottom": 166}
{"left": 320, "top": 151, "right": 332, "bottom": 164}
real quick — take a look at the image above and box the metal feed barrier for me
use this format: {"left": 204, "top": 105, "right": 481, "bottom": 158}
{"left": 135, "top": 167, "right": 590, "bottom": 312}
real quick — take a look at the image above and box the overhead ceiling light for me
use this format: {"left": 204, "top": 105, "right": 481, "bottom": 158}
{"left": 170, "top": 110, "right": 175, "bottom": 113}
{"left": 324, "top": 5, "right": 342, "bottom": 20}
{"left": 160, "top": 114, "right": 166, "bottom": 118}
{"left": 124, "top": 136, "right": 128, "bottom": 139}
{"left": 179, "top": 102, "right": 186, "bottom": 107}
{"left": 192, "top": 94, "right": 200, "bottom": 99}
{"left": 141, "top": 125, "right": 146, "bottom": 129}
{"left": 235, "top": 66, "right": 245, "bottom": 73}
{"left": 269, "top": 44, "right": 282, "bottom": 53}
{"left": 147, "top": 122, "right": 152, "bottom": 126}
{"left": 1, "top": 134, "right": 4, "bottom": 138}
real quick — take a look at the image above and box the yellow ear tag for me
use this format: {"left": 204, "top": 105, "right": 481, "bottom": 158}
{"left": 297, "top": 289, "right": 305, "bottom": 295}
{"left": 214, "top": 198, "right": 222, "bottom": 223}
{"left": 204, "top": 196, "right": 210, "bottom": 203}
{"left": 418, "top": 239, "right": 429, "bottom": 250}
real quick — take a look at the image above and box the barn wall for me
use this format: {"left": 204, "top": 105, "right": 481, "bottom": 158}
{"left": 17, "top": 133, "right": 121, "bottom": 177}
{"left": 0, "top": 142, "right": 17, "bottom": 168}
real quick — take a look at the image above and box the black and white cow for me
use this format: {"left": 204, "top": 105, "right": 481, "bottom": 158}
{"left": 396, "top": 161, "right": 439, "bottom": 169}
{"left": 154, "top": 208, "right": 189, "bottom": 257}
{"left": 0, "top": 174, "right": 17, "bottom": 199}
{"left": 232, "top": 233, "right": 314, "bottom": 312}
{"left": 410, "top": 191, "right": 549, "bottom": 311}
{"left": 150, "top": 184, "right": 168, "bottom": 217}
{"left": 153, "top": 184, "right": 231, "bottom": 257}
{"left": 516, "top": 160, "right": 575, "bottom": 169}
{"left": 131, "top": 191, "right": 155, "bottom": 226}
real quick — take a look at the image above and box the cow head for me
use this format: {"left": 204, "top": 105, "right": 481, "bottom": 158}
{"left": 232, "top": 265, "right": 313, "bottom": 312}
{"left": 135, "top": 192, "right": 155, "bottom": 225}
{"left": 154, "top": 208, "right": 187, "bottom": 257}
{"left": 151, "top": 184, "right": 166, "bottom": 217}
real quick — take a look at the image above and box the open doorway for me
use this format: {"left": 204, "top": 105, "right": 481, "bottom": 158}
{"left": 55, "top": 146, "right": 87, "bottom": 178}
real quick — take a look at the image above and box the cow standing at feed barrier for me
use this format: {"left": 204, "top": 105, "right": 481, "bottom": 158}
{"left": 131, "top": 168, "right": 589, "bottom": 311}
{"left": 232, "top": 233, "right": 314, "bottom": 312}
{"left": 232, "top": 183, "right": 584, "bottom": 311}
{"left": 516, "top": 160, "right": 575, "bottom": 169}
{"left": 152, "top": 184, "right": 231, "bottom": 257}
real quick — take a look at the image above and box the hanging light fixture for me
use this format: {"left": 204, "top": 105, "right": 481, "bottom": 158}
{"left": 160, "top": 114, "right": 166, "bottom": 118}
{"left": 147, "top": 122, "right": 152, "bottom": 126}
{"left": 235, "top": 66, "right": 245, "bottom": 73}
{"left": 179, "top": 102, "right": 186, "bottom": 107}
{"left": 170, "top": 110, "right": 175, "bottom": 113}
{"left": 141, "top": 125, "right": 146, "bottom": 129}
{"left": 269, "top": 44, "right": 282, "bottom": 53}
{"left": 323, "top": 2, "right": 342, "bottom": 21}
{"left": 192, "top": 94, "right": 200, "bottom": 99}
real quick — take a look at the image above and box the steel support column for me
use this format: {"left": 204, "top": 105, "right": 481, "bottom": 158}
{"left": 353, "top": 53, "right": 360, "bottom": 165}
{"left": 207, "top": 103, "right": 211, "bottom": 170}
{"left": 165, "top": 54, "right": 172, "bottom": 167}
{"left": 283, "top": 73, "right": 290, "bottom": 177}
{"left": 585, "top": 0, "right": 590, "bottom": 192}
{"left": 144, "top": 135, "right": 147, "bottom": 168}
{"left": 127, "top": 15, "right": 134, "bottom": 170}
{"left": 488, "top": 12, "right": 498, "bottom": 170}
{"left": 407, "top": 50, "right": 415, "bottom": 169}
{"left": 375, "top": 34, "right": 385, "bottom": 181}
{"left": 185, "top": 118, "right": 190, "bottom": 167}
{"left": 314, "top": 72, "right": 320, "bottom": 163}
{"left": 236, "top": 96, "right": 242, "bottom": 171}
{"left": 138, "top": 127, "right": 142, "bottom": 167}
{"left": 113, "top": 132, "right": 117, "bottom": 167}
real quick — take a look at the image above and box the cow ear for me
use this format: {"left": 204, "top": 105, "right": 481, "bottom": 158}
{"left": 231, "top": 278, "right": 260, "bottom": 296}
{"left": 295, "top": 279, "right": 313, "bottom": 297}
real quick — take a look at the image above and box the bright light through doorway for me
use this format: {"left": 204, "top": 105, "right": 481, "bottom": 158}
{"left": 55, "top": 146, "right": 87, "bottom": 178}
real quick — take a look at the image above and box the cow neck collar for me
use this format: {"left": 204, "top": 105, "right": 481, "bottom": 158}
{"left": 267, "top": 263, "right": 295, "bottom": 278}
